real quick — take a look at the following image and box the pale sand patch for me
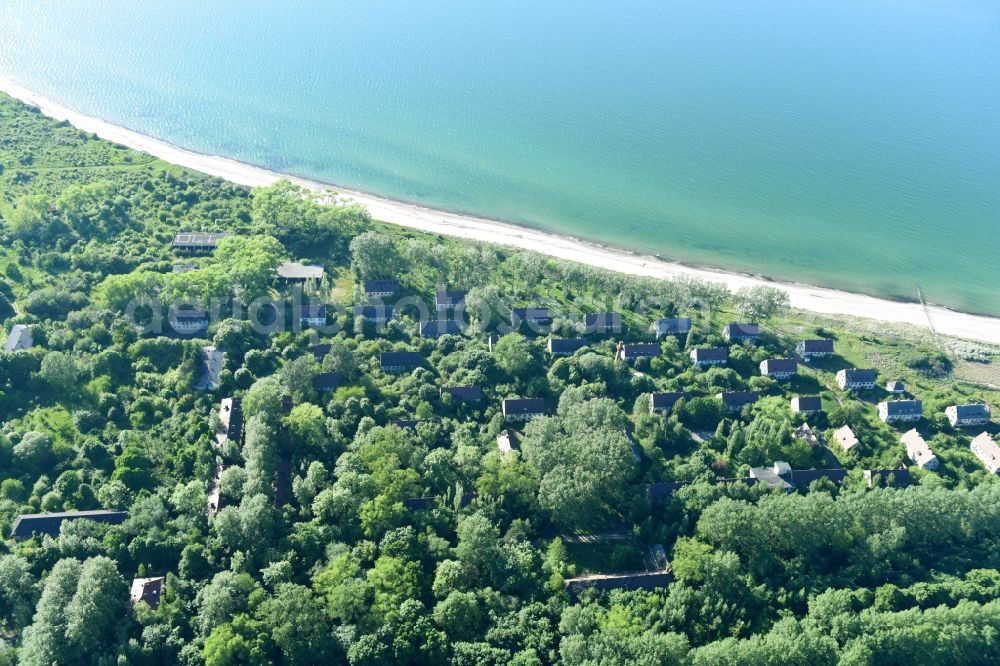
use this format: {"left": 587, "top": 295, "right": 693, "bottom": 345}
{"left": 3, "top": 76, "right": 999, "bottom": 344}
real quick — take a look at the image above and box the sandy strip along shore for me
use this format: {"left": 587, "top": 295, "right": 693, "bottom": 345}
{"left": 2, "top": 76, "right": 999, "bottom": 345}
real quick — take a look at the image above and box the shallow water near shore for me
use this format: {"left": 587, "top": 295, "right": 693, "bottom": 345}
{"left": 1, "top": 0, "right": 998, "bottom": 314}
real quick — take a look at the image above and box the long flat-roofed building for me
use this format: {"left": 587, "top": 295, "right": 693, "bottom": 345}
{"left": 276, "top": 261, "right": 324, "bottom": 282}
{"left": 171, "top": 232, "right": 230, "bottom": 253}
{"left": 11, "top": 510, "right": 128, "bottom": 538}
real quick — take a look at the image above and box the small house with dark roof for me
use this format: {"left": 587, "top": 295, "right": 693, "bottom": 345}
{"left": 217, "top": 397, "right": 244, "bottom": 446}
{"left": 723, "top": 323, "right": 760, "bottom": 343}
{"left": 791, "top": 467, "right": 848, "bottom": 488}
{"left": 971, "top": 432, "right": 1000, "bottom": 474}
{"left": 171, "top": 232, "right": 230, "bottom": 253}
{"left": 502, "top": 398, "right": 545, "bottom": 421}
{"left": 749, "top": 462, "right": 846, "bottom": 491}
{"left": 10, "top": 510, "right": 128, "bottom": 538}
{"left": 716, "top": 391, "right": 759, "bottom": 413}
{"left": 420, "top": 319, "right": 463, "bottom": 338}
{"left": 864, "top": 467, "right": 911, "bottom": 488}
{"left": 885, "top": 380, "right": 906, "bottom": 395}
{"left": 402, "top": 496, "right": 438, "bottom": 510}
{"left": 548, "top": 338, "right": 587, "bottom": 356}
{"left": 3, "top": 324, "right": 32, "bottom": 353}
{"left": 354, "top": 304, "right": 393, "bottom": 324}
{"left": 394, "top": 419, "right": 419, "bottom": 431}
{"left": 617, "top": 342, "right": 660, "bottom": 362}
{"left": 690, "top": 347, "right": 728, "bottom": 367}
{"left": 364, "top": 279, "right": 400, "bottom": 298}
{"left": 650, "top": 392, "right": 687, "bottom": 414}
{"left": 791, "top": 396, "right": 822, "bottom": 415}
{"left": 878, "top": 399, "right": 922, "bottom": 424}
{"left": 511, "top": 307, "right": 551, "bottom": 329}
{"left": 796, "top": 339, "right": 834, "bottom": 359}
{"left": 647, "top": 481, "right": 687, "bottom": 504}
{"left": 946, "top": 403, "right": 991, "bottom": 428}
{"left": 837, "top": 368, "right": 877, "bottom": 390}
{"left": 168, "top": 307, "right": 209, "bottom": 335}
{"left": 380, "top": 351, "right": 422, "bottom": 373}
{"left": 130, "top": 576, "right": 166, "bottom": 611}
{"left": 901, "top": 429, "right": 938, "bottom": 470}
{"left": 435, "top": 289, "right": 467, "bottom": 312}
{"left": 441, "top": 386, "right": 483, "bottom": 403}
{"left": 313, "top": 372, "right": 339, "bottom": 392}
{"left": 653, "top": 318, "right": 692, "bottom": 338}
{"left": 300, "top": 305, "right": 327, "bottom": 327}
{"left": 759, "top": 358, "right": 797, "bottom": 380}
{"left": 276, "top": 262, "right": 324, "bottom": 282}
{"left": 585, "top": 312, "right": 622, "bottom": 334}
{"left": 311, "top": 343, "right": 332, "bottom": 360}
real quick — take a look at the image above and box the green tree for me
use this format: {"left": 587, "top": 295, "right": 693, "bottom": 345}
{"left": 733, "top": 285, "right": 790, "bottom": 322}
{"left": 349, "top": 231, "right": 405, "bottom": 280}
{"left": 64, "top": 556, "right": 129, "bottom": 658}
{"left": 0, "top": 554, "right": 38, "bottom": 629}
{"left": 19, "top": 558, "right": 82, "bottom": 666}
{"left": 38, "top": 352, "right": 82, "bottom": 393}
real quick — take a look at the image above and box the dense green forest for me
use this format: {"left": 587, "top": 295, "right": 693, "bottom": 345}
{"left": 2, "top": 92, "right": 1000, "bottom": 665}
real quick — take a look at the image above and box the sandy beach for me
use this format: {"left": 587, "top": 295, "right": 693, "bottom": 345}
{"left": 2, "top": 76, "right": 999, "bottom": 345}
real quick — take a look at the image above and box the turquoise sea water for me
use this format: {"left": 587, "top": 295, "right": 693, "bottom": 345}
{"left": 1, "top": 0, "right": 998, "bottom": 314}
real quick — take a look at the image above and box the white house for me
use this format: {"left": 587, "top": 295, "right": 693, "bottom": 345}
{"left": 796, "top": 339, "right": 834, "bottom": 359}
{"left": 502, "top": 398, "right": 546, "bottom": 422}
{"left": 650, "top": 392, "right": 686, "bottom": 414}
{"left": 878, "top": 399, "right": 922, "bottom": 424}
{"left": 617, "top": 343, "right": 660, "bottom": 362}
{"left": 946, "top": 404, "right": 991, "bottom": 428}
{"left": 901, "top": 429, "right": 938, "bottom": 471}
{"left": 3, "top": 324, "right": 32, "bottom": 353}
{"left": 836, "top": 368, "right": 877, "bottom": 390}
{"left": 300, "top": 305, "right": 327, "bottom": 327}
{"left": 435, "top": 289, "right": 467, "bottom": 312}
{"left": 723, "top": 323, "right": 760, "bottom": 343}
{"left": 168, "top": 308, "right": 209, "bottom": 335}
{"left": 759, "top": 358, "right": 797, "bottom": 380}
{"left": 690, "top": 347, "right": 728, "bottom": 367}
{"left": 276, "top": 262, "right": 324, "bottom": 282}
{"left": 970, "top": 432, "right": 1000, "bottom": 474}
{"left": 885, "top": 380, "right": 906, "bottom": 395}
{"left": 791, "top": 396, "right": 822, "bottom": 415}
{"left": 653, "top": 318, "right": 692, "bottom": 338}
{"left": 364, "top": 279, "right": 400, "bottom": 299}
{"left": 834, "top": 425, "right": 859, "bottom": 452}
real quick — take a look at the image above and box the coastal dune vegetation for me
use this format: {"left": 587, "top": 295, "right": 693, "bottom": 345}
{"left": 1, "top": 93, "right": 1000, "bottom": 664}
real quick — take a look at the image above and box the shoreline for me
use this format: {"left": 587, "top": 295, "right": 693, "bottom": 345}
{"left": 2, "top": 76, "right": 1000, "bottom": 345}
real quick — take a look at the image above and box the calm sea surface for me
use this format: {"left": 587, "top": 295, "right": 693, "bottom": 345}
{"left": 1, "top": 1, "right": 998, "bottom": 313}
